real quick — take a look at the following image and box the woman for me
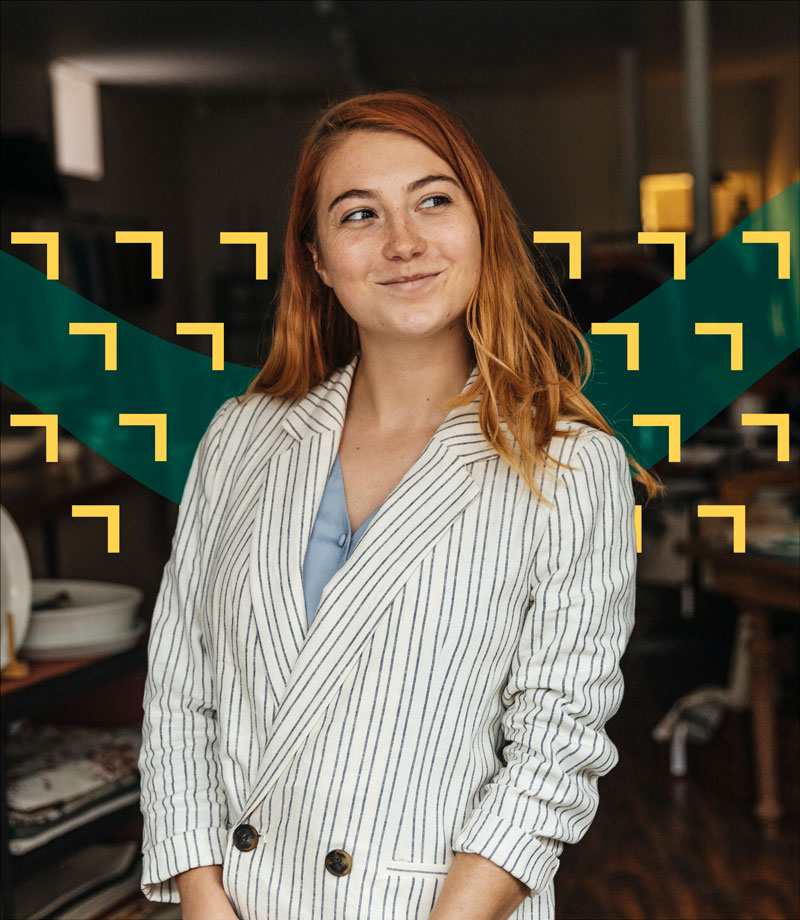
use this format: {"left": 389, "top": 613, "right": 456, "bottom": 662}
{"left": 138, "top": 90, "right": 660, "bottom": 920}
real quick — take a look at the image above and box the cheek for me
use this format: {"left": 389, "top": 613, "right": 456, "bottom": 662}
{"left": 468, "top": 231, "right": 482, "bottom": 273}
{"left": 468, "top": 218, "right": 482, "bottom": 258}
{"left": 436, "top": 217, "right": 481, "bottom": 270}
{"left": 325, "top": 236, "right": 375, "bottom": 283}
{"left": 452, "top": 230, "right": 482, "bottom": 282}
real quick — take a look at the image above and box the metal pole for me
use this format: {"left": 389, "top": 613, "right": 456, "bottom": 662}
{"left": 682, "top": 0, "right": 713, "bottom": 249}
{"left": 619, "top": 46, "right": 645, "bottom": 235}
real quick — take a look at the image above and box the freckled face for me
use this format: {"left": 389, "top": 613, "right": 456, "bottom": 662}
{"left": 309, "top": 130, "right": 482, "bottom": 344}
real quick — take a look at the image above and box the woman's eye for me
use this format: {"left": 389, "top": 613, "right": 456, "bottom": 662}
{"left": 341, "top": 208, "right": 375, "bottom": 223}
{"left": 419, "top": 194, "right": 451, "bottom": 209}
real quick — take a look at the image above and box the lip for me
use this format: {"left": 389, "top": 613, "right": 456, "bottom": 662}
{"left": 377, "top": 271, "right": 443, "bottom": 292}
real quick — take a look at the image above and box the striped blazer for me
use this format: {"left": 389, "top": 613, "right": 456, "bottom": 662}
{"left": 138, "top": 352, "right": 637, "bottom": 920}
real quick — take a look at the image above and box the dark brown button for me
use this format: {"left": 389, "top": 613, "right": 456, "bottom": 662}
{"left": 324, "top": 849, "right": 352, "bottom": 876}
{"left": 232, "top": 824, "right": 259, "bottom": 852}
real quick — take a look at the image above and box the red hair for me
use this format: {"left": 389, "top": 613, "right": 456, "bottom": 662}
{"left": 242, "top": 90, "right": 662, "bottom": 503}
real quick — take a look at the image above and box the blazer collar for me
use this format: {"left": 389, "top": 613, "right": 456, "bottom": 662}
{"left": 280, "top": 351, "right": 500, "bottom": 466}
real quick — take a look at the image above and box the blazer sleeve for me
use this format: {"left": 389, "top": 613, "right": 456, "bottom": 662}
{"left": 138, "top": 397, "right": 237, "bottom": 902}
{"left": 451, "top": 428, "right": 637, "bottom": 895}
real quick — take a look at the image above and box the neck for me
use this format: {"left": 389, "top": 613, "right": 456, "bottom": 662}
{"left": 347, "top": 333, "right": 475, "bottom": 436}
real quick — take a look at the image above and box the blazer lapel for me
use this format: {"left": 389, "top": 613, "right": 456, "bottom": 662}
{"left": 247, "top": 358, "right": 354, "bottom": 713}
{"left": 238, "top": 351, "right": 499, "bottom": 825}
{"left": 248, "top": 427, "right": 338, "bottom": 696}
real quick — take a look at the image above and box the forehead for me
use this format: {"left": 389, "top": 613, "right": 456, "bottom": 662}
{"left": 318, "top": 130, "right": 454, "bottom": 193}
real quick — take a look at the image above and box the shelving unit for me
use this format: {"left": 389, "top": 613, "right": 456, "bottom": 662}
{"left": 0, "top": 642, "right": 148, "bottom": 920}
{"left": 1, "top": 194, "right": 170, "bottom": 917}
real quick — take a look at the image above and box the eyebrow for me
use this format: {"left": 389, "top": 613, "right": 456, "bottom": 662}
{"left": 326, "top": 174, "right": 461, "bottom": 213}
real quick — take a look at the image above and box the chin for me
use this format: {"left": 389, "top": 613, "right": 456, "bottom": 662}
{"left": 393, "top": 322, "right": 454, "bottom": 341}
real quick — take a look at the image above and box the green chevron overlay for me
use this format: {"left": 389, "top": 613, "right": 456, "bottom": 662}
{"left": 1, "top": 182, "right": 797, "bottom": 503}
{"left": 584, "top": 182, "right": 798, "bottom": 465}
{"left": 0, "top": 258, "right": 254, "bottom": 502}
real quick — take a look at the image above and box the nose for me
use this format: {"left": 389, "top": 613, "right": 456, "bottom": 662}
{"left": 382, "top": 212, "right": 426, "bottom": 261}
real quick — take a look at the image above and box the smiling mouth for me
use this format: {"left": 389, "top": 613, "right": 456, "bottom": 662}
{"left": 378, "top": 271, "right": 443, "bottom": 290}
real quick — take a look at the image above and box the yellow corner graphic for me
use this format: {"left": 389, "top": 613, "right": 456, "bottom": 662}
{"left": 638, "top": 231, "right": 686, "bottom": 280}
{"left": 532, "top": 231, "right": 581, "bottom": 279}
{"left": 590, "top": 322, "right": 639, "bottom": 370}
{"left": 740, "top": 412, "right": 791, "bottom": 461}
{"left": 742, "top": 230, "right": 791, "bottom": 279}
{"left": 697, "top": 504, "right": 746, "bottom": 553}
{"left": 632, "top": 413, "right": 682, "bottom": 461}
{"left": 68, "top": 322, "right": 118, "bottom": 370}
{"left": 176, "top": 322, "right": 226, "bottom": 370}
{"left": 10, "top": 414, "right": 59, "bottom": 462}
{"left": 10, "top": 231, "right": 60, "bottom": 279}
{"left": 634, "top": 504, "right": 642, "bottom": 554}
{"left": 118, "top": 413, "right": 168, "bottom": 461}
{"left": 115, "top": 230, "right": 164, "bottom": 280}
{"left": 694, "top": 322, "right": 744, "bottom": 371}
{"left": 72, "top": 504, "right": 121, "bottom": 553}
{"left": 220, "top": 232, "right": 269, "bottom": 280}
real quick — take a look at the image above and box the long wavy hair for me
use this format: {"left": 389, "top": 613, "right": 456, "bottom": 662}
{"left": 242, "top": 90, "right": 662, "bottom": 504}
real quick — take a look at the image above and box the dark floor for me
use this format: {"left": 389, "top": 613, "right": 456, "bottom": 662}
{"left": 555, "top": 584, "right": 800, "bottom": 920}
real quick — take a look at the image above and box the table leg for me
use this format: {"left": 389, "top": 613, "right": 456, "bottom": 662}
{"left": 746, "top": 608, "right": 781, "bottom": 839}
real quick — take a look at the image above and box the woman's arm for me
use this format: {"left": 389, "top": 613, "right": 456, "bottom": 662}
{"left": 429, "top": 853, "right": 530, "bottom": 920}
{"left": 176, "top": 867, "right": 239, "bottom": 920}
{"left": 444, "top": 429, "right": 637, "bottom": 914}
{"left": 137, "top": 398, "right": 238, "bottom": 903}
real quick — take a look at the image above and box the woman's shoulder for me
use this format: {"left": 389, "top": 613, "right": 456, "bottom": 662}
{"left": 550, "top": 419, "right": 626, "bottom": 452}
{"left": 214, "top": 388, "right": 298, "bottom": 434}
{"left": 546, "top": 419, "right": 631, "bottom": 479}
{"left": 192, "top": 390, "right": 299, "bottom": 496}
{"left": 199, "top": 390, "right": 296, "bottom": 460}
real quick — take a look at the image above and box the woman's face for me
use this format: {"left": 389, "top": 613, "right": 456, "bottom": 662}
{"left": 309, "top": 130, "right": 482, "bottom": 348}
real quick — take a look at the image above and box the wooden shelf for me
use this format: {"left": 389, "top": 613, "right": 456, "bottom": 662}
{"left": 1, "top": 640, "right": 149, "bottom": 919}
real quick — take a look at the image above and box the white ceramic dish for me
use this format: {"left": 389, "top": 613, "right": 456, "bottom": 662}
{"left": 23, "top": 579, "right": 144, "bottom": 649}
{"left": 20, "top": 620, "right": 147, "bottom": 662}
{"left": 1, "top": 505, "right": 33, "bottom": 670}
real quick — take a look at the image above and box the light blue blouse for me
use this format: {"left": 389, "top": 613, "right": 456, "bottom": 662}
{"left": 301, "top": 453, "right": 380, "bottom": 629}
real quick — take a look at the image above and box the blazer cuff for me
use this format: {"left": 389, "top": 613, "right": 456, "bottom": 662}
{"left": 141, "top": 826, "right": 229, "bottom": 902}
{"left": 451, "top": 810, "right": 563, "bottom": 896}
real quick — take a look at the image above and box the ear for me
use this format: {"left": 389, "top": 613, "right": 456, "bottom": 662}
{"left": 306, "top": 242, "right": 332, "bottom": 288}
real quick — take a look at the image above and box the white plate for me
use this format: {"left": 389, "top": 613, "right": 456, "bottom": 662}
{"left": 0, "top": 505, "right": 33, "bottom": 670}
{"left": 20, "top": 620, "right": 147, "bottom": 662}
{"left": 26, "top": 579, "right": 143, "bottom": 647}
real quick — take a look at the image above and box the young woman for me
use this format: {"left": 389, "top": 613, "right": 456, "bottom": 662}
{"left": 138, "top": 90, "right": 660, "bottom": 920}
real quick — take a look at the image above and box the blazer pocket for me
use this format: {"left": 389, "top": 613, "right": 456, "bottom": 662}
{"left": 384, "top": 859, "right": 451, "bottom": 877}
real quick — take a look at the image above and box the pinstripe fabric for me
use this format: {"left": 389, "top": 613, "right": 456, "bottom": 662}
{"left": 138, "top": 351, "right": 637, "bottom": 920}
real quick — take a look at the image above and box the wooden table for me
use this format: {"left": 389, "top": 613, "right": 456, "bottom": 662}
{"left": 676, "top": 538, "right": 799, "bottom": 839}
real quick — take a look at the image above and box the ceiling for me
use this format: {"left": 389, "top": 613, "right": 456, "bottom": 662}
{"left": 2, "top": 0, "right": 798, "bottom": 94}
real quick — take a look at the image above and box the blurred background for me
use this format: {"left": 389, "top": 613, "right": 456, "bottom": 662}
{"left": 0, "top": 1, "right": 798, "bottom": 918}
